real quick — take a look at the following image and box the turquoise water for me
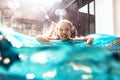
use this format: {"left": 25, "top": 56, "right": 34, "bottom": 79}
{"left": 0, "top": 28, "right": 120, "bottom": 80}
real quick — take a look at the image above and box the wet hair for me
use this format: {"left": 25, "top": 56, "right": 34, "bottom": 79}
{"left": 56, "top": 19, "right": 74, "bottom": 33}
{"left": 55, "top": 19, "right": 76, "bottom": 38}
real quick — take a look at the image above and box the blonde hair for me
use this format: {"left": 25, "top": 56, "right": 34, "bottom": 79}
{"left": 55, "top": 19, "right": 75, "bottom": 33}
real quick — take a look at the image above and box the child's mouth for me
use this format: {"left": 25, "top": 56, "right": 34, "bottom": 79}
{"left": 61, "top": 34, "right": 69, "bottom": 39}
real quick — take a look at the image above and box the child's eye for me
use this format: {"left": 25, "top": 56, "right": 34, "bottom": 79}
{"left": 59, "top": 29, "right": 63, "bottom": 31}
{"left": 65, "top": 28, "right": 69, "bottom": 31}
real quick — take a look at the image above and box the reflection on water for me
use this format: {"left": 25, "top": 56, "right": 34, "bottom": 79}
{"left": 0, "top": 29, "right": 120, "bottom": 80}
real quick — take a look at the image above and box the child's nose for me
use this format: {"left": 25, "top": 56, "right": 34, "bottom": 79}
{"left": 62, "top": 30, "right": 67, "bottom": 34}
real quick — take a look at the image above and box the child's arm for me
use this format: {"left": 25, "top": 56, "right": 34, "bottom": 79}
{"left": 86, "top": 37, "right": 93, "bottom": 45}
{"left": 36, "top": 35, "right": 50, "bottom": 43}
{"left": 36, "top": 35, "right": 58, "bottom": 43}
{"left": 48, "top": 22, "right": 57, "bottom": 37}
{"left": 71, "top": 36, "right": 93, "bottom": 45}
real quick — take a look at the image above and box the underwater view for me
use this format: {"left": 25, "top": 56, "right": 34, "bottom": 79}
{"left": 0, "top": 28, "right": 120, "bottom": 80}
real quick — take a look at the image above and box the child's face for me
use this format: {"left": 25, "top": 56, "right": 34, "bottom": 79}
{"left": 57, "top": 22, "right": 71, "bottom": 40}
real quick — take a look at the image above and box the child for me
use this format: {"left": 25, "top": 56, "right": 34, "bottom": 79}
{"left": 36, "top": 19, "right": 93, "bottom": 45}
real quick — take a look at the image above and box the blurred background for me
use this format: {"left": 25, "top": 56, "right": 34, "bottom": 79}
{"left": 0, "top": 0, "right": 95, "bottom": 36}
{"left": 0, "top": 0, "right": 120, "bottom": 37}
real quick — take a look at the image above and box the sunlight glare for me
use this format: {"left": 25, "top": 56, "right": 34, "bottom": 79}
{"left": 42, "top": 69, "right": 57, "bottom": 78}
